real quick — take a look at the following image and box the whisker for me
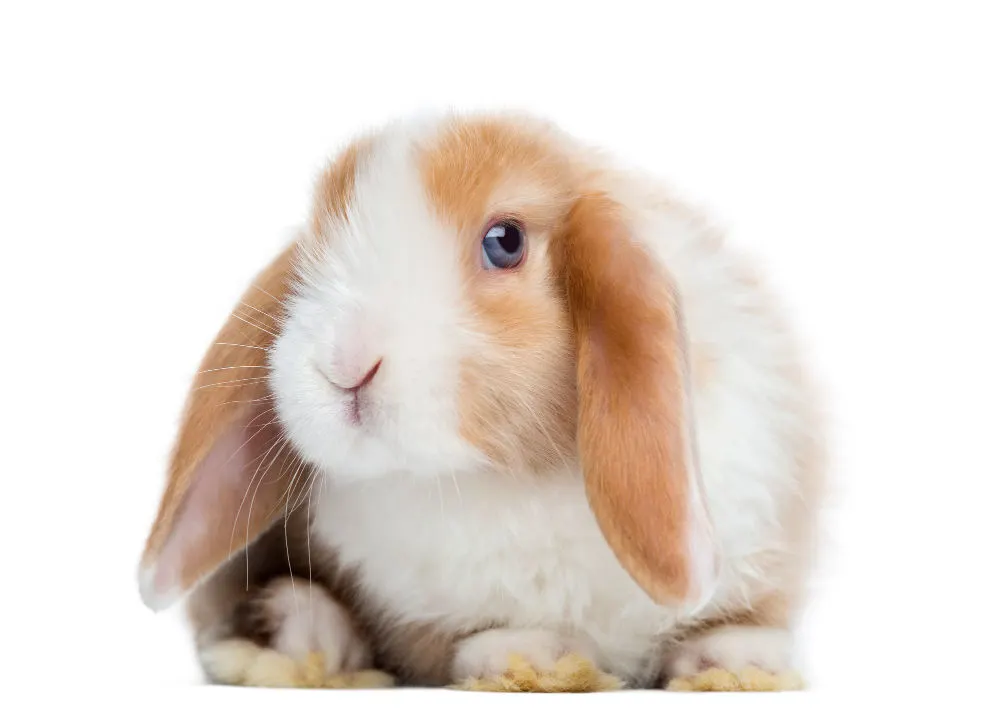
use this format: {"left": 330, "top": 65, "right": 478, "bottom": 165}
{"left": 198, "top": 365, "right": 269, "bottom": 374}
{"left": 277, "top": 443, "right": 300, "bottom": 478}
{"left": 245, "top": 406, "right": 278, "bottom": 428}
{"left": 435, "top": 475, "right": 445, "bottom": 518}
{"left": 252, "top": 284, "right": 283, "bottom": 305}
{"left": 244, "top": 436, "right": 290, "bottom": 589}
{"left": 223, "top": 415, "right": 278, "bottom": 471}
{"left": 283, "top": 456, "right": 310, "bottom": 616}
{"left": 214, "top": 342, "right": 269, "bottom": 351}
{"left": 277, "top": 454, "right": 307, "bottom": 509}
{"left": 194, "top": 377, "right": 269, "bottom": 391}
{"left": 450, "top": 469, "right": 462, "bottom": 506}
{"left": 240, "top": 301, "right": 283, "bottom": 328}
{"left": 291, "top": 470, "right": 314, "bottom": 514}
{"left": 231, "top": 312, "right": 277, "bottom": 338}
{"left": 226, "top": 320, "right": 261, "bottom": 348}
{"left": 227, "top": 429, "right": 281, "bottom": 570}
{"left": 230, "top": 433, "right": 282, "bottom": 587}
{"left": 304, "top": 464, "right": 319, "bottom": 632}
{"left": 215, "top": 394, "right": 276, "bottom": 407}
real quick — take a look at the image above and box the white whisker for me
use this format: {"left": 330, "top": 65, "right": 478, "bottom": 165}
{"left": 241, "top": 435, "right": 288, "bottom": 589}
{"left": 240, "top": 301, "right": 283, "bottom": 328}
{"left": 283, "top": 456, "right": 309, "bottom": 616}
{"left": 194, "top": 377, "right": 269, "bottom": 391}
{"left": 198, "top": 365, "right": 269, "bottom": 374}
{"left": 450, "top": 469, "right": 462, "bottom": 506}
{"left": 231, "top": 312, "right": 277, "bottom": 338}
{"left": 223, "top": 415, "right": 277, "bottom": 471}
{"left": 214, "top": 342, "right": 269, "bottom": 351}
{"left": 215, "top": 394, "right": 276, "bottom": 408}
{"left": 252, "top": 284, "right": 283, "bottom": 305}
{"left": 435, "top": 475, "right": 445, "bottom": 518}
{"left": 306, "top": 464, "right": 316, "bottom": 634}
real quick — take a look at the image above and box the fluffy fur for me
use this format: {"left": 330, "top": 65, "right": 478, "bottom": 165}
{"left": 138, "top": 111, "right": 825, "bottom": 691}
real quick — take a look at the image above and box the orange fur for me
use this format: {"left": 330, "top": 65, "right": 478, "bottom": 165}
{"left": 456, "top": 244, "right": 578, "bottom": 469}
{"left": 419, "top": 117, "right": 579, "bottom": 471}
{"left": 143, "top": 135, "right": 377, "bottom": 600}
{"left": 419, "top": 116, "right": 571, "bottom": 238}
{"left": 549, "top": 194, "right": 699, "bottom": 605}
{"left": 140, "top": 247, "right": 298, "bottom": 596}
{"left": 419, "top": 117, "right": 704, "bottom": 604}
{"left": 141, "top": 114, "right": 821, "bottom": 689}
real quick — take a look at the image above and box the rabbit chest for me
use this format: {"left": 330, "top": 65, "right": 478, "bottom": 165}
{"left": 311, "top": 472, "right": 692, "bottom": 681}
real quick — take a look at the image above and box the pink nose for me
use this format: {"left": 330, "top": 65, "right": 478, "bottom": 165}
{"left": 336, "top": 358, "right": 382, "bottom": 393}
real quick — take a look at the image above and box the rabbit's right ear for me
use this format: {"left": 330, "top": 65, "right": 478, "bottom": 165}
{"left": 551, "top": 193, "right": 718, "bottom": 610}
{"left": 138, "top": 246, "right": 301, "bottom": 611}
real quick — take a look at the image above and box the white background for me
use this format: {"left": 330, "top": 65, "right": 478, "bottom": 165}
{"left": 2, "top": 1, "right": 997, "bottom": 716}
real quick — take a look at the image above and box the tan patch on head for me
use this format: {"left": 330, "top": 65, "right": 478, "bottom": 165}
{"left": 418, "top": 116, "right": 580, "bottom": 470}
{"left": 310, "top": 135, "right": 375, "bottom": 236}
{"left": 419, "top": 116, "right": 571, "bottom": 236}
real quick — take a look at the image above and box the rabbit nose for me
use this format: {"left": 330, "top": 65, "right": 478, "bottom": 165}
{"left": 332, "top": 358, "right": 382, "bottom": 393}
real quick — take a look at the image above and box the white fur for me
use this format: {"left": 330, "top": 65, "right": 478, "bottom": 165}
{"left": 197, "top": 579, "right": 372, "bottom": 686}
{"left": 137, "top": 562, "right": 178, "bottom": 612}
{"left": 453, "top": 628, "right": 599, "bottom": 680}
{"left": 317, "top": 474, "right": 679, "bottom": 684}
{"left": 261, "top": 578, "right": 371, "bottom": 674}
{"left": 662, "top": 625, "right": 793, "bottom": 677}
{"left": 270, "top": 124, "right": 484, "bottom": 481}
{"left": 269, "top": 115, "right": 813, "bottom": 686}
{"left": 199, "top": 638, "right": 271, "bottom": 685}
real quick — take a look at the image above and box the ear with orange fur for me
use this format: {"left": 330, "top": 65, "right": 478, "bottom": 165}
{"left": 138, "top": 246, "right": 301, "bottom": 611}
{"left": 551, "top": 194, "right": 719, "bottom": 609}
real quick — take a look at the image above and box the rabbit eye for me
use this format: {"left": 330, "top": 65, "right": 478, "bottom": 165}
{"left": 481, "top": 221, "right": 525, "bottom": 270}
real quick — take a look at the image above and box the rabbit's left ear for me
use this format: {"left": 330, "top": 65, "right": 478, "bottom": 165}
{"left": 551, "top": 194, "right": 719, "bottom": 609}
{"left": 138, "top": 247, "right": 299, "bottom": 611}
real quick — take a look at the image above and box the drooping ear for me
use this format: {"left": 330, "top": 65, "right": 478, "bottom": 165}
{"left": 550, "top": 194, "right": 719, "bottom": 609}
{"left": 138, "top": 246, "right": 301, "bottom": 611}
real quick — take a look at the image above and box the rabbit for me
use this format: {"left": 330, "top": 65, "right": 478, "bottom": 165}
{"left": 137, "top": 111, "right": 825, "bottom": 689}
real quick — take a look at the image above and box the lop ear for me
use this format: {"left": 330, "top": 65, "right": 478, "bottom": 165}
{"left": 551, "top": 194, "right": 719, "bottom": 609}
{"left": 138, "top": 246, "right": 301, "bottom": 611}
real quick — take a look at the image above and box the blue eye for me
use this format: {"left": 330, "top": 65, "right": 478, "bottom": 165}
{"left": 481, "top": 221, "right": 526, "bottom": 270}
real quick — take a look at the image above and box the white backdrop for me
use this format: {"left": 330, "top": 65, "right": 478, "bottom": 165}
{"left": 2, "top": 1, "right": 997, "bottom": 716}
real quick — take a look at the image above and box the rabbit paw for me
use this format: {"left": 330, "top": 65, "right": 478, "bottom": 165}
{"left": 451, "top": 629, "right": 621, "bottom": 692}
{"left": 199, "top": 578, "right": 391, "bottom": 688}
{"left": 663, "top": 626, "right": 803, "bottom": 691}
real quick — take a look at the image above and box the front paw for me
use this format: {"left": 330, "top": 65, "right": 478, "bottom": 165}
{"left": 451, "top": 629, "right": 620, "bottom": 692}
{"left": 663, "top": 625, "right": 802, "bottom": 691}
{"left": 199, "top": 578, "right": 391, "bottom": 688}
